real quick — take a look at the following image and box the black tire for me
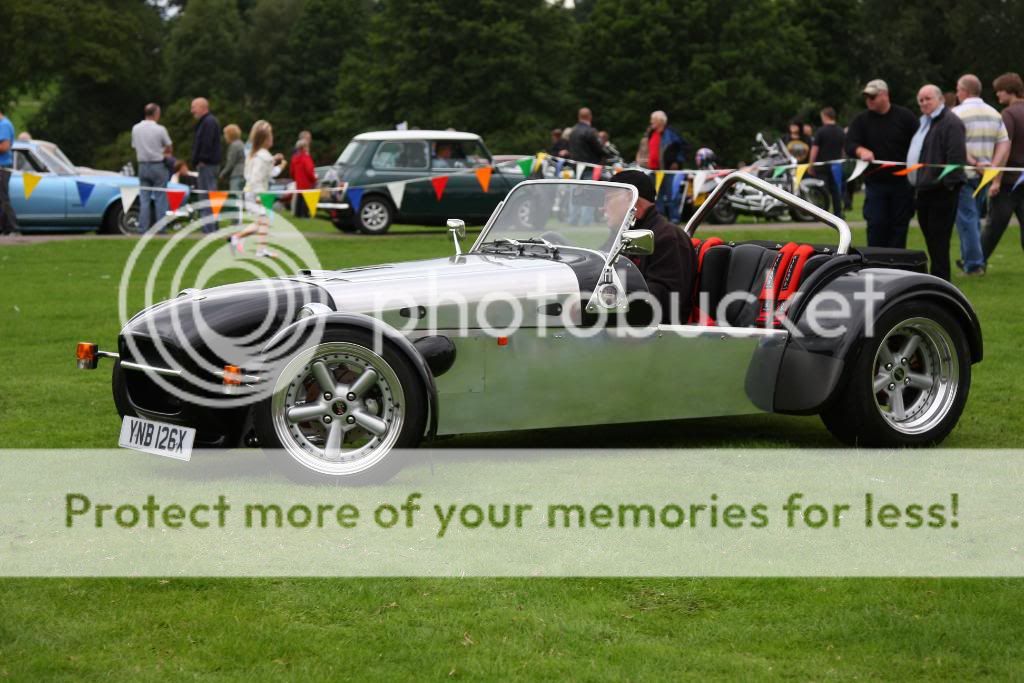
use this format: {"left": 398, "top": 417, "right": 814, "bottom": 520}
{"left": 332, "top": 214, "right": 359, "bottom": 233}
{"left": 820, "top": 301, "right": 971, "bottom": 447}
{"left": 792, "top": 185, "right": 830, "bottom": 222}
{"left": 708, "top": 201, "right": 738, "bottom": 225}
{"left": 101, "top": 202, "right": 141, "bottom": 235}
{"left": 355, "top": 195, "right": 394, "bottom": 235}
{"left": 254, "top": 327, "right": 427, "bottom": 484}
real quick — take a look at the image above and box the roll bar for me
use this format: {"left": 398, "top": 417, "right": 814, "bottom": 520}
{"left": 683, "top": 171, "right": 852, "bottom": 255}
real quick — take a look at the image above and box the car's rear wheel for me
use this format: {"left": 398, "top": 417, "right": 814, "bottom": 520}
{"left": 332, "top": 213, "right": 359, "bottom": 233}
{"left": 821, "top": 302, "right": 971, "bottom": 447}
{"left": 356, "top": 196, "right": 394, "bottom": 235}
{"left": 101, "top": 203, "right": 141, "bottom": 235}
{"left": 254, "top": 327, "right": 426, "bottom": 484}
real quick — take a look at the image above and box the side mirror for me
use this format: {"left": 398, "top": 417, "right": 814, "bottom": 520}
{"left": 447, "top": 218, "right": 466, "bottom": 256}
{"left": 620, "top": 229, "right": 654, "bottom": 257}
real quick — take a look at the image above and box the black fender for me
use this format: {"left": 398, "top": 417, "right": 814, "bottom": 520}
{"left": 261, "top": 312, "right": 440, "bottom": 439}
{"left": 773, "top": 267, "right": 982, "bottom": 414}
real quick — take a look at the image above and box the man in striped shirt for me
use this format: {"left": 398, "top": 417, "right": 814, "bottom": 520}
{"left": 953, "top": 74, "right": 1009, "bottom": 275}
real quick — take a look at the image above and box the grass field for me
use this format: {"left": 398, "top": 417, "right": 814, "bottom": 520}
{"left": 2, "top": 215, "right": 1023, "bottom": 678}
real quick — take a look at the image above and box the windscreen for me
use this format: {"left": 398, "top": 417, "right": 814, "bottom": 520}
{"left": 481, "top": 182, "right": 636, "bottom": 252}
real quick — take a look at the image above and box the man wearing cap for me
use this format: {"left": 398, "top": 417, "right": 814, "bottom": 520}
{"left": 609, "top": 170, "right": 696, "bottom": 324}
{"left": 845, "top": 79, "right": 919, "bottom": 248}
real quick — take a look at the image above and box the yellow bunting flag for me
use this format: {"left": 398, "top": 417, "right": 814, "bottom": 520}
{"left": 22, "top": 172, "right": 42, "bottom": 200}
{"left": 208, "top": 191, "right": 228, "bottom": 217}
{"left": 474, "top": 166, "right": 492, "bottom": 193}
{"left": 654, "top": 171, "right": 665, "bottom": 194}
{"left": 974, "top": 168, "right": 1000, "bottom": 197}
{"left": 793, "top": 164, "right": 809, "bottom": 191}
{"left": 533, "top": 152, "right": 548, "bottom": 172}
{"left": 301, "top": 189, "right": 321, "bottom": 216}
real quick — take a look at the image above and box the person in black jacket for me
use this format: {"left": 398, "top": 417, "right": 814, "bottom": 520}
{"left": 907, "top": 84, "right": 967, "bottom": 281}
{"left": 609, "top": 170, "right": 696, "bottom": 323}
{"left": 568, "top": 108, "right": 606, "bottom": 166}
{"left": 190, "top": 97, "right": 222, "bottom": 233}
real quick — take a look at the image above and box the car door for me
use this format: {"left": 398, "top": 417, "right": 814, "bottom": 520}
{"left": 8, "top": 149, "right": 67, "bottom": 226}
{"left": 366, "top": 140, "right": 432, "bottom": 220}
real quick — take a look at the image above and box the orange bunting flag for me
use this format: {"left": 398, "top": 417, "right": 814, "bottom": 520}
{"left": 893, "top": 163, "right": 924, "bottom": 177}
{"left": 431, "top": 175, "right": 449, "bottom": 201}
{"left": 208, "top": 191, "right": 228, "bottom": 217}
{"left": 654, "top": 171, "right": 665, "bottom": 193}
{"left": 974, "top": 168, "right": 1001, "bottom": 197}
{"left": 22, "top": 172, "right": 42, "bottom": 199}
{"left": 167, "top": 190, "right": 186, "bottom": 212}
{"left": 474, "top": 166, "right": 493, "bottom": 193}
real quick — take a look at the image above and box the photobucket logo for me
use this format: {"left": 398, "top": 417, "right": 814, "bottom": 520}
{"left": 117, "top": 199, "right": 325, "bottom": 408}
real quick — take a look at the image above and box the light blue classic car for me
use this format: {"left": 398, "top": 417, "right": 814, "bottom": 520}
{"left": 8, "top": 140, "right": 189, "bottom": 234}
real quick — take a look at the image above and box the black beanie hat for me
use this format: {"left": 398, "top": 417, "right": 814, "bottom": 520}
{"left": 609, "top": 169, "right": 656, "bottom": 203}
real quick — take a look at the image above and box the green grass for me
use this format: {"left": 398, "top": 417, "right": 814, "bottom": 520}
{"left": 2, "top": 217, "right": 1024, "bottom": 679}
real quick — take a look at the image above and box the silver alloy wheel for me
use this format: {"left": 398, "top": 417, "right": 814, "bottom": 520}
{"left": 270, "top": 341, "right": 405, "bottom": 476}
{"left": 360, "top": 200, "right": 390, "bottom": 232}
{"left": 121, "top": 208, "right": 141, "bottom": 235}
{"left": 871, "top": 317, "right": 959, "bottom": 435}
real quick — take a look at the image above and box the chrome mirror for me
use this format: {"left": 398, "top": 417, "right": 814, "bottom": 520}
{"left": 447, "top": 218, "right": 466, "bottom": 256}
{"left": 620, "top": 229, "right": 654, "bottom": 257}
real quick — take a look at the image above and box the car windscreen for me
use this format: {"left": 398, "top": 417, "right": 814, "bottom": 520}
{"left": 34, "top": 145, "right": 75, "bottom": 175}
{"left": 480, "top": 182, "right": 636, "bottom": 253}
{"left": 335, "top": 140, "right": 370, "bottom": 167}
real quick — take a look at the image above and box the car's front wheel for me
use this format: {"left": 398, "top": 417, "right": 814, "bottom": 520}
{"left": 820, "top": 302, "right": 971, "bottom": 447}
{"left": 101, "top": 202, "right": 141, "bottom": 235}
{"left": 356, "top": 196, "right": 394, "bottom": 235}
{"left": 254, "top": 327, "right": 427, "bottom": 484}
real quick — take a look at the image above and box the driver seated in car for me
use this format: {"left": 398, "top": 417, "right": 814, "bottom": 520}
{"left": 608, "top": 170, "right": 696, "bottom": 324}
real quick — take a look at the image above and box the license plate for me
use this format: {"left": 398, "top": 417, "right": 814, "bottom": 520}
{"left": 118, "top": 416, "right": 195, "bottom": 461}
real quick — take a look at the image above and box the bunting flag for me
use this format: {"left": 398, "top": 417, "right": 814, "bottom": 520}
{"left": 75, "top": 181, "right": 95, "bottom": 206}
{"left": 654, "top": 171, "right": 665, "bottom": 194}
{"left": 120, "top": 186, "right": 139, "bottom": 212}
{"left": 591, "top": 165, "right": 602, "bottom": 180}
{"left": 560, "top": 169, "right": 573, "bottom": 179}
{"left": 22, "top": 172, "right": 42, "bottom": 199}
{"left": 691, "top": 171, "right": 707, "bottom": 201}
{"left": 893, "top": 163, "right": 924, "bottom": 177}
{"left": 848, "top": 159, "right": 869, "bottom": 182}
{"left": 167, "top": 190, "right": 186, "bottom": 212}
{"left": 533, "top": 152, "right": 548, "bottom": 172}
{"left": 346, "top": 187, "right": 364, "bottom": 212}
{"left": 431, "top": 175, "right": 449, "bottom": 201}
{"left": 387, "top": 182, "right": 406, "bottom": 210}
{"left": 517, "top": 157, "right": 534, "bottom": 178}
{"left": 974, "top": 168, "right": 1001, "bottom": 197}
{"left": 474, "top": 166, "right": 492, "bottom": 193}
{"left": 208, "top": 191, "right": 228, "bottom": 218}
{"left": 937, "top": 164, "right": 960, "bottom": 181}
{"left": 671, "top": 172, "right": 686, "bottom": 199}
{"left": 793, "top": 164, "right": 809, "bottom": 191}
{"left": 575, "top": 163, "right": 587, "bottom": 180}
{"left": 258, "top": 192, "right": 276, "bottom": 212}
{"left": 554, "top": 158, "right": 565, "bottom": 176}
{"left": 1012, "top": 173, "right": 1024, "bottom": 193}
{"left": 301, "top": 189, "right": 321, "bottom": 216}
{"left": 771, "top": 165, "right": 788, "bottom": 179}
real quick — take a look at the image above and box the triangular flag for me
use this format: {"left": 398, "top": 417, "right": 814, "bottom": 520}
{"left": 208, "top": 191, "right": 228, "bottom": 217}
{"left": 937, "top": 164, "right": 960, "bottom": 181}
{"left": 517, "top": 158, "right": 534, "bottom": 178}
{"left": 671, "top": 172, "right": 686, "bottom": 199}
{"left": 893, "top": 163, "right": 924, "bottom": 177}
{"left": 120, "top": 186, "right": 139, "bottom": 212}
{"left": 575, "top": 163, "right": 587, "bottom": 180}
{"left": 258, "top": 192, "right": 276, "bottom": 212}
{"left": 654, "top": 171, "right": 665, "bottom": 194}
{"left": 1011, "top": 173, "right": 1024, "bottom": 192}
{"left": 474, "top": 166, "right": 492, "bottom": 193}
{"left": 22, "top": 172, "right": 42, "bottom": 199}
{"left": 387, "top": 182, "right": 405, "bottom": 210}
{"left": 431, "top": 175, "right": 448, "bottom": 201}
{"left": 301, "top": 189, "right": 321, "bottom": 215}
{"left": 346, "top": 187, "right": 363, "bottom": 212}
{"left": 167, "top": 190, "right": 186, "bottom": 212}
{"left": 591, "top": 165, "right": 602, "bottom": 180}
{"left": 848, "top": 159, "right": 869, "bottom": 182}
{"left": 75, "top": 181, "right": 95, "bottom": 206}
{"left": 793, "top": 164, "right": 809, "bottom": 190}
{"left": 691, "top": 171, "right": 707, "bottom": 200}
{"left": 554, "top": 158, "right": 565, "bottom": 176}
{"left": 533, "top": 152, "right": 548, "bottom": 172}
{"left": 772, "top": 165, "right": 787, "bottom": 179}
{"left": 974, "top": 168, "right": 1001, "bottom": 197}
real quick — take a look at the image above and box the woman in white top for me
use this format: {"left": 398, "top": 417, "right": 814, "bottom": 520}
{"left": 229, "top": 119, "right": 287, "bottom": 257}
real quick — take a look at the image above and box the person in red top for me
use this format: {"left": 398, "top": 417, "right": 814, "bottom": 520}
{"left": 643, "top": 110, "right": 687, "bottom": 222}
{"left": 290, "top": 137, "right": 317, "bottom": 218}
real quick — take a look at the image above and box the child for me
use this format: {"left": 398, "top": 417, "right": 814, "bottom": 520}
{"left": 229, "top": 120, "right": 287, "bottom": 257}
